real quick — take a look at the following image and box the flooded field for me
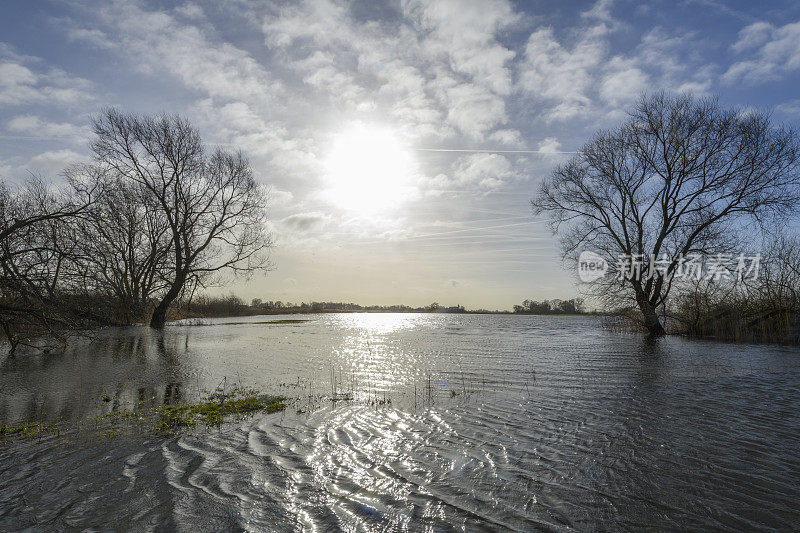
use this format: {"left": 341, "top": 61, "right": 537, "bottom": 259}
{"left": 1, "top": 314, "right": 799, "bottom": 530}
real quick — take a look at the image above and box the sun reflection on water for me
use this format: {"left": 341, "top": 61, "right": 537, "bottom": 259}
{"left": 326, "top": 313, "right": 434, "bottom": 402}
{"left": 333, "top": 312, "right": 430, "bottom": 335}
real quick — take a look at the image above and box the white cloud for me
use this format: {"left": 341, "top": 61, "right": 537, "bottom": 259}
{"left": 0, "top": 62, "right": 37, "bottom": 87}
{"left": 438, "top": 81, "right": 507, "bottom": 139}
{"left": 724, "top": 20, "right": 800, "bottom": 84}
{"left": 404, "top": 0, "right": 518, "bottom": 95}
{"left": 518, "top": 26, "right": 605, "bottom": 120}
{"left": 69, "top": 1, "right": 283, "bottom": 107}
{"left": 730, "top": 21, "right": 773, "bottom": 53}
{"left": 175, "top": 2, "right": 204, "bottom": 21}
{"left": 599, "top": 57, "right": 649, "bottom": 106}
{"left": 580, "top": 0, "right": 620, "bottom": 33}
{"left": 292, "top": 51, "right": 369, "bottom": 108}
{"left": 426, "top": 153, "right": 517, "bottom": 191}
{"left": 518, "top": 17, "right": 713, "bottom": 121}
{"left": 190, "top": 98, "right": 318, "bottom": 190}
{"left": 537, "top": 137, "right": 562, "bottom": 154}
{"left": 26, "top": 149, "right": 88, "bottom": 175}
{"left": 0, "top": 49, "right": 94, "bottom": 107}
{"left": 776, "top": 99, "right": 800, "bottom": 115}
{"left": 268, "top": 188, "right": 295, "bottom": 207}
{"left": 6, "top": 115, "right": 90, "bottom": 143}
{"left": 489, "top": 129, "right": 522, "bottom": 145}
{"left": 262, "top": 0, "right": 515, "bottom": 140}
{"left": 0, "top": 160, "right": 14, "bottom": 179}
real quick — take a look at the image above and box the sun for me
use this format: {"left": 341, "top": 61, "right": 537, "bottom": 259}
{"left": 322, "top": 123, "right": 415, "bottom": 213}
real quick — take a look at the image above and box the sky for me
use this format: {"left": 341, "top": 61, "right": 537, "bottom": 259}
{"left": 2, "top": 0, "right": 800, "bottom": 310}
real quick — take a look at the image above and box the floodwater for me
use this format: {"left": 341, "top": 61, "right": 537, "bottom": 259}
{"left": 1, "top": 313, "right": 799, "bottom": 531}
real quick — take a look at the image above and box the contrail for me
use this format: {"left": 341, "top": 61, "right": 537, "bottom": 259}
{"left": 415, "top": 148, "right": 578, "bottom": 154}
{"left": 0, "top": 135, "right": 64, "bottom": 141}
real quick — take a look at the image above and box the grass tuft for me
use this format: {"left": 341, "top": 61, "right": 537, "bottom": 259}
{"left": 1, "top": 387, "right": 285, "bottom": 444}
{"left": 153, "top": 391, "right": 285, "bottom": 434}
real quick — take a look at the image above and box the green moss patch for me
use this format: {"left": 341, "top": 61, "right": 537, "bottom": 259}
{"left": 1, "top": 387, "right": 286, "bottom": 444}
{"left": 152, "top": 390, "right": 285, "bottom": 434}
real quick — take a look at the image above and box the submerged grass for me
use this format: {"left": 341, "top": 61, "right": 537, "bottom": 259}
{"left": 1, "top": 387, "right": 286, "bottom": 444}
{"left": 151, "top": 389, "right": 285, "bottom": 434}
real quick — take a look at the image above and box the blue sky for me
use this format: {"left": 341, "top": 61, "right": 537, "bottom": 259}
{"left": 2, "top": 0, "right": 800, "bottom": 309}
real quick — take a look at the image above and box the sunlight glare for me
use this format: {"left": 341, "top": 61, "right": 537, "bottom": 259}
{"left": 323, "top": 124, "right": 415, "bottom": 213}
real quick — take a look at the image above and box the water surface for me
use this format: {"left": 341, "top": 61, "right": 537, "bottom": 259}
{"left": 1, "top": 314, "right": 799, "bottom": 530}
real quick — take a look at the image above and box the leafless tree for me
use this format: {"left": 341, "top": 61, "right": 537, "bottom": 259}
{"left": 669, "top": 233, "right": 800, "bottom": 341}
{"left": 750, "top": 234, "right": 800, "bottom": 312}
{"left": 65, "top": 164, "right": 172, "bottom": 324}
{"left": 89, "top": 109, "right": 272, "bottom": 328}
{"left": 532, "top": 92, "right": 800, "bottom": 336}
{"left": 0, "top": 177, "right": 97, "bottom": 352}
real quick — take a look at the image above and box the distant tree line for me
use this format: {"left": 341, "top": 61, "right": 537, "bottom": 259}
{"left": 512, "top": 298, "right": 586, "bottom": 314}
{"left": 246, "top": 300, "right": 469, "bottom": 314}
{"left": 168, "top": 298, "right": 487, "bottom": 319}
{"left": 0, "top": 109, "right": 271, "bottom": 352}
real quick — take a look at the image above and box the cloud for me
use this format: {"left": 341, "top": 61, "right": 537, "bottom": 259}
{"left": 437, "top": 81, "right": 508, "bottom": 139}
{"left": 489, "top": 129, "right": 522, "bottom": 145}
{"left": 580, "top": 0, "right": 620, "bottom": 33}
{"left": 268, "top": 188, "right": 295, "bottom": 207}
{"left": 776, "top": 99, "right": 800, "bottom": 115}
{"left": 730, "top": 21, "right": 773, "bottom": 53}
{"left": 0, "top": 47, "right": 94, "bottom": 107}
{"left": 0, "top": 62, "right": 36, "bottom": 87}
{"left": 537, "top": 137, "right": 562, "bottom": 154}
{"left": 599, "top": 58, "right": 649, "bottom": 106}
{"left": 280, "top": 211, "right": 331, "bottom": 232}
{"left": 724, "top": 21, "right": 800, "bottom": 84}
{"left": 404, "top": 0, "right": 518, "bottom": 95}
{"left": 426, "top": 153, "right": 518, "bottom": 192}
{"left": 517, "top": 14, "right": 713, "bottom": 121}
{"left": 26, "top": 149, "right": 88, "bottom": 175}
{"left": 517, "top": 26, "right": 606, "bottom": 120}
{"left": 0, "top": 159, "right": 15, "bottom": 179}
{"left": 5, "top": 115, "right": 90, "bottom": 143}
{"left": 634, "top": 28, "right": 713, "bottom": 95}
{"left": 175, "top": 2, "right": 204, "bottom": 21}
{"left": 68, "top": 1, "right": 283, "bottom": 107}
{"left": 261, "top": 0, "right": 515, "bottom": 140}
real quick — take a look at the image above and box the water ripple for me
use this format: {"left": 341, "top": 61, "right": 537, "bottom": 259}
{"left": 1, "top": 314, "right": 799, "bottom": 530}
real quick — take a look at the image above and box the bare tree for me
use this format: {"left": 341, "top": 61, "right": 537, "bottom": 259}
{"left": 89, "top": 109, "right": 272, "bottom": 328}
{"left": 0, "top": 177, "right": 97, "bottom": 352}
{"left": 750, "top": 234, "right": 800, "bottom": 312}
{"left": 532, "top": 92, "right": 800, "bottom": 336}
{"left": 669, "top": 233, "right": 800, "bottom": 341}
{"left": 65, "top": 165, "right": 172, "bottom": 324}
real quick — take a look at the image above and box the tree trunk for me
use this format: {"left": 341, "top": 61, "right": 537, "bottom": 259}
{"left": 637, "top": 293, "right": 666, "bottom": 337}
{"left": 149, "top": 273, "right": 186, "bottom": 329}
{"left": 0, "top": 318, "right": 19, "bottom": 355}
{"left": 149, "top": 300, "right": 170, "bottom": 329}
